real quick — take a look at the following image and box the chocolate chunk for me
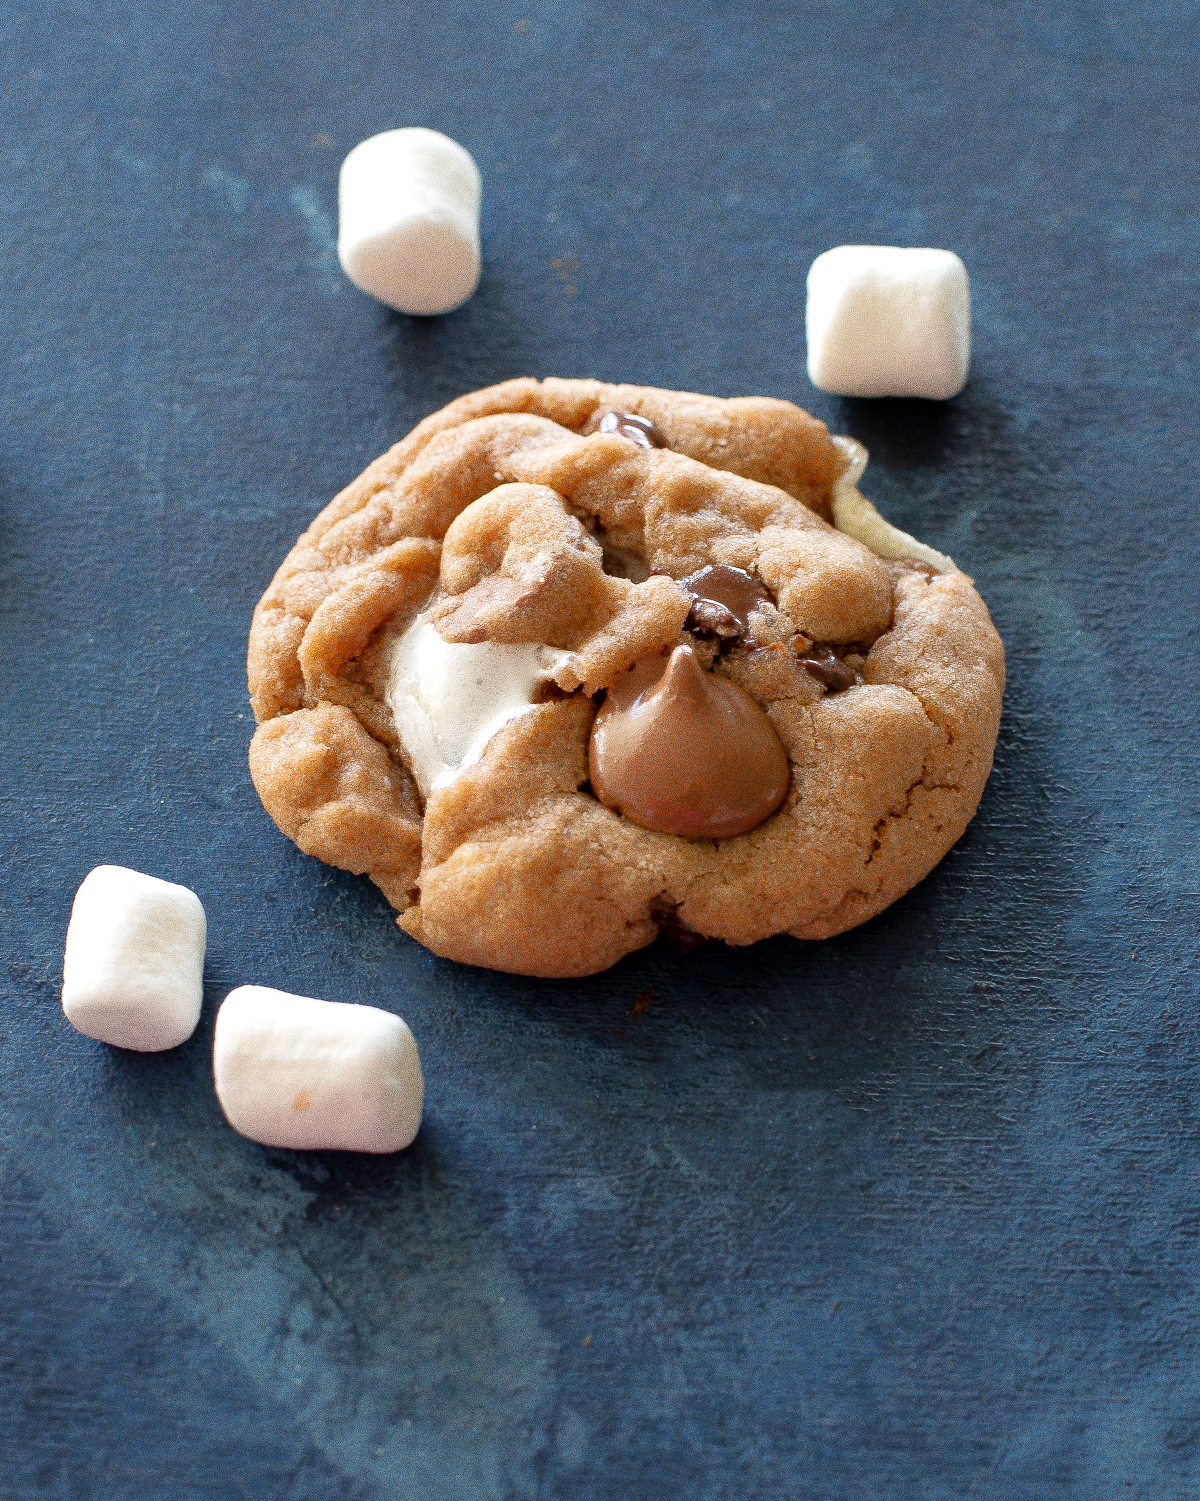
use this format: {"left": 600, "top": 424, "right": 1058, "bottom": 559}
{"left": 595, "top": 408, "right": 668, "bottom": 450}
{"left": 800, "top": 648, "right": 857, "bottom": 693}
{"left": 588, "top": 644, "right": 790, "bottom": 839}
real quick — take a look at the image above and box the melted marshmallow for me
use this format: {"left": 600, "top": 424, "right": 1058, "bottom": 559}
{"left": 386, "top": 614, "right": 570, "bottom": 797}
{"left": 830, "top": 436, "right": 958, "bottom": 575}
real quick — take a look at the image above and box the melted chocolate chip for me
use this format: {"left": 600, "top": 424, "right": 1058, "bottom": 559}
{"left": 650, "top": 896, "right": 715, "bottom": 953}
{"left": 800, "top": 648, "right": 857, "bottom": 693}
{"left": 685, "top": 597, "right": 742, "bottom": 638}
{"left": 588, "top": 644, "right": 790, "bottom": 839}
{"left": 680, "top": 564, "right": 774, "bottom": 644}
{"left": 596, "top": 409, "right": 668, "bottom": 450}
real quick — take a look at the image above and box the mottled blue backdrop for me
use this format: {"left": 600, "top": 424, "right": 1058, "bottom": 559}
{"left": 2, "top": 2, "right": 1197, "bottom": 1497}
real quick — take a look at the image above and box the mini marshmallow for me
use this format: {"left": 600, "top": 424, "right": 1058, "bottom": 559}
{"left": 338, "top": 127, "right": 482, "bottom": 316}
{"left": 806, "top": 245, "right": 970, "bottom": 400}
{"left": 61, "top": 865, "right": 206, "bottom": 1051}
{"left": 213, "top": 986, "right": 423, "bottom": 1153}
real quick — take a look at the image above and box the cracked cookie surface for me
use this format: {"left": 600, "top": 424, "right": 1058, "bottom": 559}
{"left": 247, "top": 377, "right": 1005, "bottom": 977}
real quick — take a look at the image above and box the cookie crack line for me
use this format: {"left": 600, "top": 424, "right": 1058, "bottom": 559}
{"left": 862, "top": 770, "right": 962, "bottom": 871}
{"left": 247, "top": 378, "right": 1004, "bottom": 977}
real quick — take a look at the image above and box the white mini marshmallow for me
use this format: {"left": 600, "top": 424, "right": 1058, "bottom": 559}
{"left": 806, "top": 245, "right": 970, "bottom": 399}
{"left": 338, "top": 127, "right": 482, "bottom": 316}
{"left": 61, "top": 865, "right": 206, "bottom": 1051}
{"left": 213, "top": 986, "right": 424, "bottom": 1153}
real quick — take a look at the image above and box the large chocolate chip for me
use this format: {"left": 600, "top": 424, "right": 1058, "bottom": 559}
{"left": 588, "top": 644, "right": 790, "bottom": 839}
{"left": 596, "top": 408, "right": 668, "bottom": 450}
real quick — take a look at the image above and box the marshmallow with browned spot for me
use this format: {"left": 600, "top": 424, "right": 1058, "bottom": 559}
{"left": 213, "top": 986, "right": 423, "bottom": 1152}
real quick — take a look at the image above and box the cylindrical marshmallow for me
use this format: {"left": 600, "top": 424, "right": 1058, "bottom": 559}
{"left": 337, "top": 127, "right": 482, "bottom": 316}
{"left": 61, "top": 865, "right": 206, "bottom": 1051}
{"left": 806, "top": 245, "right": 971, "bottom": 400}
{"left": 213, "top": 986, "right": 424, "bottom": 1153}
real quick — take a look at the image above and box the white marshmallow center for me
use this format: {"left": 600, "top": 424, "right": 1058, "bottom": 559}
{"left": 338, "top": 127, "right": 482, "bottom": 316}
{"left": 385, "top": 613, "right": 570, "bottom": 798}
{"left": 213, "top": 986, "right": 424, "bottom": 1153}
{"left": 806, "top": 245, "right": 970, "bottom": 400}
{"left": 61, "top": 865, "right": 206, "bottom": 1051}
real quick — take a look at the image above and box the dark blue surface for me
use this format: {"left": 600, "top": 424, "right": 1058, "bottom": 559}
{"left": 2, "top": 2, "right": 1198, "bottom": 1496}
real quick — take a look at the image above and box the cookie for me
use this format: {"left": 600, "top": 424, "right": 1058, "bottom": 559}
{"left": 247, "top": 378, "right": 1004, "bottom": 978}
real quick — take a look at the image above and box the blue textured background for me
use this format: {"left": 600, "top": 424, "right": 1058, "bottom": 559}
{"left": 2, "top": 2, "right": 1198, "bottom": 1496}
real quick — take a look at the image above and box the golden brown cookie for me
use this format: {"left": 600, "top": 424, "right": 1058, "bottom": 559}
{"left": 247, "top": 378, "right": 1004, "bottom": 977}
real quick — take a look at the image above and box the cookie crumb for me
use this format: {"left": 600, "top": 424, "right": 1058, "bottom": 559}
{"left": 629, "top": 990, "right": 655, "bottom": 1018}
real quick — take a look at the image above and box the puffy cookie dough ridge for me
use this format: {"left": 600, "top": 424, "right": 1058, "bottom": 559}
{"left": 785, "top": 568, "right": 1004, "bottom": 939}
{"left": 290, "top": 377, "right": 844, "bottom": 550}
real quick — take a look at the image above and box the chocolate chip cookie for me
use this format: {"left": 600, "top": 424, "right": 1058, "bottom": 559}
{"left": 247, "top": 378, "right": 1005, "bottom": 977}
